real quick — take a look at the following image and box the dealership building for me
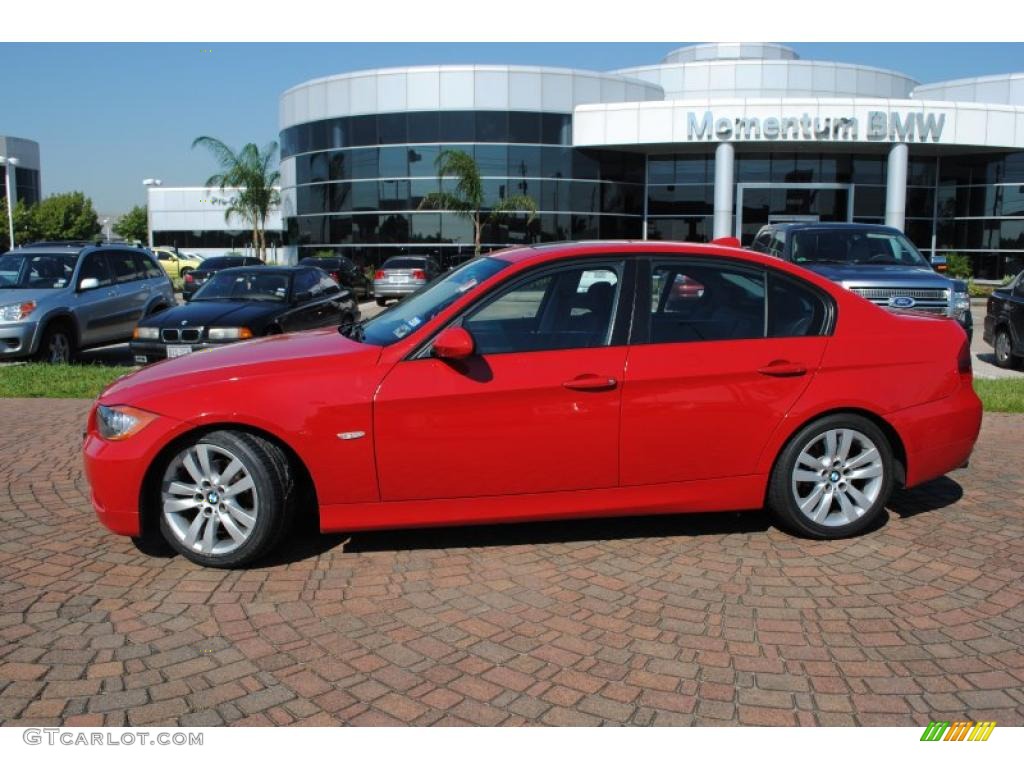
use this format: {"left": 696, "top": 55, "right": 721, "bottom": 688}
{"left": 0, "top": 136, "right": 42, "bottom": 207}
{"left": 278, "top": 43, "right": 1024, "bottom": 278}
{"left": 146, "top": 185, "right": 283, "bottom": 260}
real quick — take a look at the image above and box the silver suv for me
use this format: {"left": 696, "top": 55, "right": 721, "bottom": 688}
{"left": 0, "top": 241, "right": 175, "bottom": 363}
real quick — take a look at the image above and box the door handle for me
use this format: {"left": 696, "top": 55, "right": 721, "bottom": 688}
{"left": 562, "top": 374, "right": 618, "bottom": 391}
{"left": 758, "top": 360, "right": 807, "bottom": 377}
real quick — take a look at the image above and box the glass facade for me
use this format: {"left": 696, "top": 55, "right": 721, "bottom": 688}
{"left": 284, "top": 110, "right": 645, "bottom": 268}
{"left": 153, "top": 230, "right": 285, "bottom": 250}
{"left": 285, "top": 109, "right": 1024, "bottom": 279}
{"left": 0, "top": 167, "right": 40, "bottom": 206}
{"left": 935, "top": 152, "right": 1024, "bottom": 279}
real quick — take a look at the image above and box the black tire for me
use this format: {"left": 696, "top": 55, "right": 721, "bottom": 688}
{"left": 993, "top": 328, "right": 1021, "bottom": 369}
{"left": 157, "top": 430, "right": 295, "bottom": 568}
{"left": 36, "top": 322, "right": 75, "bottom": 364}
{"left": 376, "top": 297, "right": 387, "bottom": 307}
{"left": 767, "top": 413, "right": 895, "bottom": 539}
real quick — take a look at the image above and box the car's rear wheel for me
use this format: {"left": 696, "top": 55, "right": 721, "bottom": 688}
{"left": 157, "top": 430, "right": 293, "bottom": 568}
{"left": 994, "top": 328, "right": 1021, "bottom": 369}
{"left": 376, "top": 297, "right": 387, "bottom": 307}
{"left": 767, "top": 414, "right": 894, "bottom": 539}
{"left": 36, "top": 322, "right": 74, "bottom": 364}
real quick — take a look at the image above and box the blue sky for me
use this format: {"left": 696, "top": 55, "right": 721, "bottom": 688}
{"left": 2, "top": 42, "right": 1023, "bottom": 213}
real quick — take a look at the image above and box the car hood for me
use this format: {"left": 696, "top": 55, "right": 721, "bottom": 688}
{"left": 802, "top": 263, "right": 951, "bottom": 287}
{"left": 140, "top": 301, "right": 280, "bottom": 328}
{"left": 100, "top": 327, "right": 382, "bottom": 409}
{"left": 0, "top": 288, "right": 66, "bottom": 304}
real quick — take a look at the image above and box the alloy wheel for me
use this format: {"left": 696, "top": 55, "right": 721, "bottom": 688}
{"left": 790, "top": 428, "right": 885, "bottom": 527}
{"left": 996, "top": 331, "right": 1011, "bottom": 364}
{"left": 161, "top": 443, "right": 259, "bottom": 556}
{"left": 48, "top": 332, "right": 71, "bottom": 363}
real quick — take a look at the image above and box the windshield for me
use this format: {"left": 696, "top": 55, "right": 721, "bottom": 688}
{"left": 791, "top": 230, "right": 930, "bottom": 268}
{"left": 192, "top": 271, "right": 290, "bottom": 302}
{"left": 0, "top": 252, "right": 77, "bottom": 289}
{"left": 360, "top": 257, "right": 511, "bottom": 346}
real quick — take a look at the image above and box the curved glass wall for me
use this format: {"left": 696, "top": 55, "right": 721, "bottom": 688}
{"left": 284, "top": 111, "right": 645, "bottom": 267}
{"left": 936, "top": 152, "right": 1024, "bottom": 279}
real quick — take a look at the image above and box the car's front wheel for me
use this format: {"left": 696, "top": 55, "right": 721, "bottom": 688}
{"left": 36, "top": 322, "right": 74, "bottom": 364}
{"left": 767, "top": 414, "right": 895, "bottom": 539}
{"left": 994, "top": 328, "right": 1021, "bottom": 369}
{"left": 157, "top": 430, "right": 294, "bottom": 568}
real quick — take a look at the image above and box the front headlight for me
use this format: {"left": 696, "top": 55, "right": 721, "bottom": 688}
{"left": 208, "top": 327, "right": 253, "bottom": 340}
{"left": 96, "top": 405, "right": 157, "bottom": 441}
{"left": 133, "top": 327, "right": 159, "bottom": 340}
{"left": 952, "top": 289, "right": 971, "bottom": 317}
{"left": 0, "top": 301, "right": 36, "bottom": 321}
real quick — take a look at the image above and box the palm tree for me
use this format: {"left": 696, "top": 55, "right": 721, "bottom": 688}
{"left": 418, "top": 149, "right": 537, "bottom": 257}
{"left": 192, "top": 137, "right": 281, "bottom": 261}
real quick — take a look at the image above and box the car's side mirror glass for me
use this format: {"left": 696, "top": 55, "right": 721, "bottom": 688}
{"left": 78, "top": 277, "right": 100, "bottom": 291}
{"left": 432, "top": 326, "right": 475, "bottom": 360}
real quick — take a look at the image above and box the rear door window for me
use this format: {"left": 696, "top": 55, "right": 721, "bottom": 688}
{"left": 107, "top": 251, "right": 143, "bottom": 283}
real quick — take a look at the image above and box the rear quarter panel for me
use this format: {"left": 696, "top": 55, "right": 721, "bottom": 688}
{"left": 754, "top": 294, "right": 968, "bottom": 476}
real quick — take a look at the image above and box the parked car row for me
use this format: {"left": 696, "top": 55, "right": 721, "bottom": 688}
{"left": 0, "top": 241, "right": 359, "bottom": 364}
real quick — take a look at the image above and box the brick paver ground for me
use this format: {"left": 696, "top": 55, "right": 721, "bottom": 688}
{"left": 1, "top": 398, "right": 1022, "bottom": 727}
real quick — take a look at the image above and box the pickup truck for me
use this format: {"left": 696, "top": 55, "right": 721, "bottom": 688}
{"left": 983, "top": 270, "right": 1024, "bottom": 368}
{"left": 750, "top": 223, "right": 972, "bottom": 339}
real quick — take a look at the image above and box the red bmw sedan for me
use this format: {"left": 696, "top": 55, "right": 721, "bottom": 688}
{"left": 83, "top": 241, "right": 982, "bottom": 568}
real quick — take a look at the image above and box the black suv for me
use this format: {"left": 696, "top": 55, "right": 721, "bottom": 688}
{"left": 750, "top": 223, "right": 972, "bottom": 338}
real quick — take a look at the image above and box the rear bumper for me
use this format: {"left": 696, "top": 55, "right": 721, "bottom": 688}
{"left": 373, "top": 281, "right": 423, "bottom": 298}
{"left": 888, "top": 377, "right": 982, "bottom": 488}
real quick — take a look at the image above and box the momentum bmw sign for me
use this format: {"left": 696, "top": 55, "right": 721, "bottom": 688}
{"left": 687, "top": 110, "right": 947, "bottom": 143}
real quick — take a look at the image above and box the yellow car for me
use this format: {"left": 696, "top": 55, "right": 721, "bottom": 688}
{"left": 153, "top": 248, "right": 204, "bottom": 279}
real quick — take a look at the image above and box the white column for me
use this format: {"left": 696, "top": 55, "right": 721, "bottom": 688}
{"left": 713, "top": 142, "right": 734, "bottom": 239}
{"left": 885, "top": 143, "right": 908, "bottom": 232}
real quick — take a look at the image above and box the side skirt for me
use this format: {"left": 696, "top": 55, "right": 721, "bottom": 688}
{"left": 320, "top": 475, "right": 767, "bottom": 533}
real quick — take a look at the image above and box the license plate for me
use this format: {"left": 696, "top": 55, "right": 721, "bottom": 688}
{"left": 134, "top": 355, "right": 148, "bottom": 364}
{"left": 167, "top": 345, "right": 192, "bottom": 358}
{"left": 391, "top": 275, "right": 409, "bottom": 283}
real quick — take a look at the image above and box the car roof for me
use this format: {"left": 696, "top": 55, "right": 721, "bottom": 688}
{"left": 480, "top": 239, "right": 846, "bottom": 294}
{"left": 10, "top": 241, "right": 148, "bottom": 255}
{"left": 760, "top": 222, "right": 901, "bottom": 234}
{"left": 215, "top": 265, "right": 304, "bottom": 275}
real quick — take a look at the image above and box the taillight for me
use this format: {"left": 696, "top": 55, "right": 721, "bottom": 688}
{"left": 330, "top": 271, "right": 341, "bottom": 282}
{"left": 184, "top": 273, "right": 194, "bottom": 283}
{"left": 374, "top": 270, "right": 385, "bottom": 279}
{"left": 957, "top": 338, "right": 972, "bottom": 374}
{"left": 412, "top": 269, "right": 426, "bottom": 280}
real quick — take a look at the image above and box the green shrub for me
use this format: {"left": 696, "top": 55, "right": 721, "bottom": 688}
{"left": 945, "top": 252, "right": 973, "bottom": 279}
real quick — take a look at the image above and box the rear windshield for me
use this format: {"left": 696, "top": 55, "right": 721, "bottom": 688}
{"left": 382, "top": 257, "right": 427, "bottom": 269}
{"left": 790, "top": 230, "right": 930, "bottom": 268}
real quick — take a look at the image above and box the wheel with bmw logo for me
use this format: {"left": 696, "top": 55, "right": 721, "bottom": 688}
{"left": 156, "top": 430, "right": 295, "bottom": 568}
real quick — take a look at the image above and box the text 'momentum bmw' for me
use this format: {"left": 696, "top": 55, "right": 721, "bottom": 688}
{"left": 83, "top": 241, "right": 981, "bottom": 568}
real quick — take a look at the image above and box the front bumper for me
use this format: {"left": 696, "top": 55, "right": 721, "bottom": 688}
{"left": 83, "top": 407, "right": 190, "bottom": 537}
{"left": 0, "top": 320, "right": 40, "bottom": 358}
{"left": 129, "top": 339, "right": 230, "bottom": 364}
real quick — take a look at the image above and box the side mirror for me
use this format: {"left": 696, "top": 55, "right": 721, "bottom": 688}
{"left": 432, "top": 326, "right": 475, "bottom": 360}
{"left": 78, "top": 277, "right": 100, "bottom": 291}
